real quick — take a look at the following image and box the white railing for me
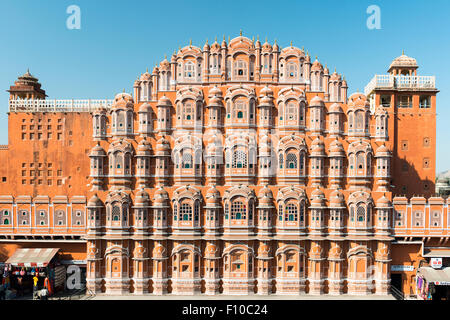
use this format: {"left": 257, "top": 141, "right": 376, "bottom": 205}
{"left": 9, "top": 99, "right": 114, "bottom": 112}
{"left": 364, "top": 75, "right": 436, "bottom": 96}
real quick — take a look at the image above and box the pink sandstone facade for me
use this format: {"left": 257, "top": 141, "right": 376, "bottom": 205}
{"left": 0, "top": 34, "right": 446, "bottom": 296}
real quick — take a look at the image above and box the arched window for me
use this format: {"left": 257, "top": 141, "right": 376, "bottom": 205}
{"left": 180, "top": 203, "right": 192, "bottom": 221}
{"left": 112, "top": 205, "right": 120, "bottom": 221}
{"left": 233, "top": 101, "right": 246, "bottom": 120}
{"left": 194, "top": 201, "right": 200, "bottom": 221}
{"left": 286, "top": 204, "right": 298, "bottom": 221}
{"left": 3, "top": 219, "right": 9, "bottom": 225}
{"left": 356, "top": 111, "right": 364, "bottom": 131}
{"left": 286, "top": 153, "right": 297, "bottom": 169}
{"left": 287, "top": 62, "right": 298, "bottom": 79}
{"left": 181, "top": 151, "right": 193, "bottom": 169}
{"left": 287, "top": 102, "right": 298, "bottom": 120}
{"left": 183, "top": 102, "right": 194, "bottom": 120}
{"left": 299, "top": 202, "right": 305, "bottom": 222}
{"left": 357, "top": 153, "right": 365, "bottom": 170}
{"left": 278, "top": 203, "right": 283, "bottom": 221}
{"left": 184, "top": 61, "right": 195, "bottom": 79}
{"left": 173, "top": 203, "right": 178, "bottom": 221}
{"left": 117, "top": 112, "right": 125, "bottom": 132}
{"left": 231, "top": 201, "right": 246, "bottom": 219}
{"left": 234, "top": 60, "right": 247, "bottom": 77}
{"left": 279, "top": 153, "right": 284, "bottom": 169}
{"left": 232, "top": 150, "right": 247, "bottom": 168}
{"left": 357, "top": 205, "right": 365, "bottom": 222}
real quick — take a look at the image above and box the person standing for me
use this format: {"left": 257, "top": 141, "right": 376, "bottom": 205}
{"left": 33, "top": 274, "right": 39, "bottom": 299}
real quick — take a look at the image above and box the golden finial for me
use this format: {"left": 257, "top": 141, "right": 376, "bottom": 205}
{"left": 315, "top": 55, "right": 318, "bottom": 60}
{"left": 206, "top": 38, "right": 208, "bottom": 44}
{"left": 123, "top": 88, "right": 125, "bottom": 93}
{"left": 291, "top": 40, "right": 293, "bottom": 47}
{"left": 257, "top": 35, "right": 259, "bottom": 41}
{"left": 164, "top": 55, "right": 167, "bottom": 59}
{"left": 189, "top": 39, "right": 192, "bottom": 46}
{"left": 274, "top": 38, "right": 277, "bottom": 44}
{"left": 215, "top": 36, "right": 217, "bottom": 42}
{"left": 402, "top": 49, "right": 405, "bottom": 55}
{"left": 306, "top": 50, "right": 309, "bottom": 56}
{"left": 228, "top": 36, "right": 230, "bottom": 43}
{"left": 334, "top": 67, "right": 337, "bottom": 73}
{"left": 265, "top": 36, "right": 268, "bottom": 43}
{"left": 223, "top": 34, "right": 225, "bottom": 41}
{"left": 240, "top": 29, "right": 242, "bottom": 36}
{"left": 146, "top": 67, "right": 148, "bottom": 73}
{"left": 179, "top": 45, "right": 181, "bottom": 51}
{"left": 302, "top": 46, "right": 304, "bottom": 51}
{"left": 252, "top": 36, "right": 254, "bottom": 43}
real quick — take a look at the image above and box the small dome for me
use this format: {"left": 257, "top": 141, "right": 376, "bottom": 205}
{"left": 323, "top": 65, "right": 329, "bottom": 74}
{"left": 139, "top": 102, "right": 152, "bottom": 113}
{"left": 375, "top": 144, "right": 391, "bottom": 157}
{"left": 157, "top": 95, "right": 172, "bottom": 107}
{"left": 208, "top": 85, "right": 222, "bottom": 97}
{"left": 330, "top": 71, "right": 341, "bottom": 81}
{"left": 140, "top": 71, "right": 152, "bottom": 81}
{"left": 156, "top": 136, "right": 170, "bottom": 153}
{"left": 89, "top": 142, "right": 106, "bottom": 157}
{"left": 329, "top": 189, "right": 345, "bottom": 207}
{"left": 347, "top": 92, "right": 369, "bottom": 109}
{"left": 87, "top": 194, "right": 103, "bottom": 207}
{"left": 259, "top": 85, "right": 273, "bottom": 97}
{"left": 112, "top": 92, "right": 134, "bottom": 109}
{"left": 258, "top": 185, "right": 273, "bottom": 200}
{"left": 310, "top": 187, "right": 325, "bottom": 206}
{"left": 376, "top": 195, "right": 391, "bottom": 208}
{"left": 311, "top": 59, "right": 323, "bottom": 71}
{"left": 152, "top": 66, "right": 159, "bottom": 74}
{"left": 272, "top": 41, "right": 279, "bottom": 51}
{"left": 154, "top": 186, "right": 168, "bottom": 205}
{"left": 258, "top": 242, "right": 270, "bottom": 256}
{"left": 311, "top": 137, "right": 325, "bottom": 154}
{"left": 206, "top": 185, "right": 221, "bottom": 205}
{"left": 262, "top": 40, "right": 272, "bottom": 52}
{"left": 328, "top": 138, "right": 345, "bottom": 155}
{"left": 309, "top": 95, "right": 324, "bottom": 107}
{"left": 259, "top": 95, "right": 273, "bottom": 106}
{"left": 159, "top": 57, "right": 170, "bottom": 70}
{"left": 93, "top": 106, "right": 107, "bottom": 115}
{"left": 329, "top": 103, "right": 343, "bottom": 113}
{"left": 137, "top": 138, "right": 152, "bottom": 154}
{"left": 389, "top": 53, "right": 418, "bottom": 70}
{"left": 135, "top": 188, "right": 150, "bottom": 205}
{"left": 208, "top": 96, "right": 222, "bottom": 107}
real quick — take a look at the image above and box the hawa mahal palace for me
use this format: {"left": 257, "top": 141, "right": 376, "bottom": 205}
{"left": 0, "top": 33, "right": 447, "bottom": 297}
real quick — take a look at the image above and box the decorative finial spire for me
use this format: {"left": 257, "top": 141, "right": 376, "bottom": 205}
{"left": 240, "top": 29, "right": 242, "bottom": 36}
{"left": 315, "top": 55, "right": 318, "bottom": 60}
{"left": 402, "top": 49, "right": 405, "bottom": 55}
{"left": 290, "top": 40, "right": 293, "bottom": 47}
{"left": 274, "top": 38, "right": 277, "bottom": 44}
{"left": 215, "top": 36, "right": 217, "bottom": 42}
{"left": 302, "top": 46, "right": 304, "bottom": 51}
{"left": 146, "top": 67, "right": 148, "bottom": 73}
{"left": 189, "top": 39, "right": 192, "bottom": 46}
{"left": 223, "top": 34, "right": 225, "bottom": 41}
{"left": 257, "top": 35, "right": 259, "bottom": 41}
{"left": 164, "top": 55, "right": 167, "bottom": 59}
{"left": 228, "top": 36, "right": 230, "bottom": 43}
{"left": 206, "top": 38, "right": 208, "bottom": 44}
{"left": 252, "top": 36, "right": 254, "bottom": 43}
{"left": 123, "top": 88, "right": 125, "bottom": 93}
{"left": 265, "top": 36, "right": 268, "bottom": 43}
{"left": 334, "top": 67, "right": 336, "bottom": 73}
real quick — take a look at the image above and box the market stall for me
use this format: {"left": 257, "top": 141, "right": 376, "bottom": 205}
{"left": 3, "top": 248, "right": 63, "bottom": 299}
{"left": 416, "top": 266, "right": 450, "bottom": 300}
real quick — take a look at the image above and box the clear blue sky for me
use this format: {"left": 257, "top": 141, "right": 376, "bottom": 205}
{"left": 0, "top": 0, "right": 449, "bottom": 172}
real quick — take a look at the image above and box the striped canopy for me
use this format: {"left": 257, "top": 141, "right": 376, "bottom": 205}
{"left": 6, "top": 248, "right": 59, "bottom": 267}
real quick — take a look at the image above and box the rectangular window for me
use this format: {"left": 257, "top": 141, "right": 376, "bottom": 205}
{"left": 380, "top": 95, "right": 391, "bottom": 107}
{"left": 419, "top": 95, "right": 431, "bottom": 108}
{"left": 398, "top": 95, "right": 412, "bottom": 108}
{"left": 401, "top": 140, "right": 408, "bottom": 151}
